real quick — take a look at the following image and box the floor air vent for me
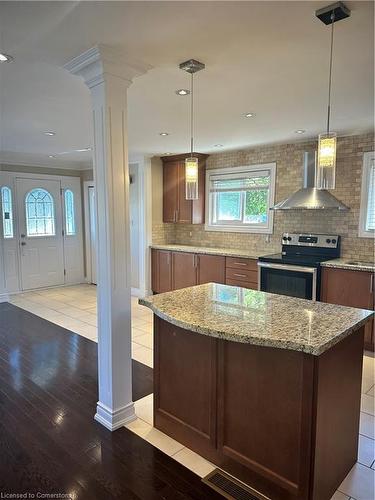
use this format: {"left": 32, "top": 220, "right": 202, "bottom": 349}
{"left": 202, "top": 469, "right": 271, "bottom": 500}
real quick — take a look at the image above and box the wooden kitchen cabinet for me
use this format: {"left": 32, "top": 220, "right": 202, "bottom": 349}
{"left": 321, "top": 267, "right": 374, "bottom": 350}
{"left": 162, "top": 153, "right": 208, "bottom": 224}
{"left": 152, "top": 250, "right": 227, "bottom": 293}
{"left": 197, "top": 254, "right": 226, "bottom": 285}
{"left": 172, "top": 252, "right": 197, "bottom": 290}
{"left": 151, "top": 249, "right": 172, "bottom": 293}
{"left": 154, "top": 316, "right": 365, "bottom": 500}
{"left": 225, "top": 256, "right": 259, "bottom": 290}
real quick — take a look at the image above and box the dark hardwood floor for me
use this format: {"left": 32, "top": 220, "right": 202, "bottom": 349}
{"left": 0, "top": 302, "right": 222, "bottom": 500}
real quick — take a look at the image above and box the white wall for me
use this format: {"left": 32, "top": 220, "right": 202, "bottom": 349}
{"left": 129, "top": 163, "right": 140, "bottom": 290}
{"left": 151, "top": 156, "right": 163, "bottom": 224}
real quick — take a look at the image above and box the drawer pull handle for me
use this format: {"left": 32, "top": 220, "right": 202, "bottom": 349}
{"left": 233, "top": 262, "right": 247, "bottom": 266}
{"left": 233, "top": 273, "right": 247, "bottom": 278}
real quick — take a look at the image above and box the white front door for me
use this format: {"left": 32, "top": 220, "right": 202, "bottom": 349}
{"left": 16, "top": 178, "right": 65, "bottom": 290}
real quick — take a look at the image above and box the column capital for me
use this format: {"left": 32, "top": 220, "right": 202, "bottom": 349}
{"left": 64, "top": 44, "right": 152, "bottom": 89}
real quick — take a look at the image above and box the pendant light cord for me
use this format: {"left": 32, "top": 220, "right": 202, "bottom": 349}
{"left": 327, "top": 10, "right": 335, "bottom": 134}
{"left": 190, "top": 71, "right": 194, "bottom": 157}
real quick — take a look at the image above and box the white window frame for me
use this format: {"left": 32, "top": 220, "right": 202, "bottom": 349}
{"left": 205, "top": 163, "right": 276, "bottom": 234}
{"left": 358, "top": 151, "right": 375, "bottom": 238}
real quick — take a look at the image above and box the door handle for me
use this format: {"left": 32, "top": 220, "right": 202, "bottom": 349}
{"left": 20, "top": 234, "right": 26, "bottom": 238}
{"left": 20, "top": 242, "right": 26, "bottom": 246}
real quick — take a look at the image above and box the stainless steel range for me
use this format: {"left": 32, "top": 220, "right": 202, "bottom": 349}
{"left": 258, "top": 233, "right": 341, "bottom": 301}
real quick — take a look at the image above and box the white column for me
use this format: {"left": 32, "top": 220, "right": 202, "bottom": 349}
{"left": 64, "top": 45, "right": 151, "bottom": 431}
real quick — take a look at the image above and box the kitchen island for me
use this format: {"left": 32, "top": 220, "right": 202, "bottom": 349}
{"left": 139, "top": 283, "right": 373, "bottom": 500}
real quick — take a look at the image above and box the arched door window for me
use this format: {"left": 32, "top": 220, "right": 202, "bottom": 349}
{"left": 25, "top": 188, "right": 55, "bottom": 236}
{"left": 1, "top": 186, "right": 14, "bottom": 239}
{"left": 64, "top": 189, "right": 76, "bottom": 236}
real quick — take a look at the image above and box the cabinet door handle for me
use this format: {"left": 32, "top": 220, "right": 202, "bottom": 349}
{"left": 233, "top": 273, "right": 247, "bottom": 278}
{"left": 370, "top": 273, "right": 374, "bottom": 294}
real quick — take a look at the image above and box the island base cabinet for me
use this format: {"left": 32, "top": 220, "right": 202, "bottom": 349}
{"left": 154, "top": 317, "right": 364, "bottom": 500}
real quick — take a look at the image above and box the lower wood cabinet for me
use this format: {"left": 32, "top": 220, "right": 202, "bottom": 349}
{"left": 225, "top": 256, "right": 258, "bottom": 290}
{"left": 321, "top": 267, "right": 374, "bottom": 351}
{"left": 197, "top": 254, "right": 225, "bottom": 285}
{"left": 172, "top": 251, "right": 197, "bottom": 290}
{"left": 151, "top": 249, "right": 227, "bottom": 293}
{"left": 151, "top": 249, "right": 172, "bottom": 294}
{"left": 154, "top": 316, "right": 364, "bottom": 500}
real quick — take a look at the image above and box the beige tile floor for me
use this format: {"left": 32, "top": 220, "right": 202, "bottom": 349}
{"left": 9, "top": 284, "right": 375, "bottom": 500}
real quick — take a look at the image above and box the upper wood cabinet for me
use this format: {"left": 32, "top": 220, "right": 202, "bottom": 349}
{"left": 161, "top": 153, "right": 208, "bottom": 224}
{"left": 321, "top": 267, "right": 374, "bottom": 351}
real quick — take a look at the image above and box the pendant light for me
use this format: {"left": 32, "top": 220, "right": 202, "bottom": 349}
{"left": 315, "top": 2, "right": 350, "bottom": 189}
{"left": 179, "top": 59, "right": 205, "bottom": 200}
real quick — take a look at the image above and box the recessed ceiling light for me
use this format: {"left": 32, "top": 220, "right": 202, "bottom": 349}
{"left": 159, "top": 132, "right": 169, "bottom": 136}
{"left": 44, "top": 131, "right": 56, "bottom": 136}
{"left": 175, "top": 89, "right": 190, "bottom": 96}
{"left": 48, "top": 155, "right": 57, "bottom": 158}
{"left": 295, "top": 129, "right": 306, "bottom": 134}
{"left": 214, "top": 144, "right": 223, "bottom": 147}
{"left": 0, "top": 53, "right": 13, "bottom": 63}
{"left": 244, "top": 112, "right": 256, "bottom": 118}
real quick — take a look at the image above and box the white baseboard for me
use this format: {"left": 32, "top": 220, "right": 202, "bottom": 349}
{"left": 94, "top": 401, "right": 136, "bottom": 431}
{"left": 0, "top": 294, "right": 9, "bottom": 303}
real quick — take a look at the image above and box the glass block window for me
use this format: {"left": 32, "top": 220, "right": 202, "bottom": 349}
{"left": 64, "top": 189, "right": 76, "bottom": 236}
{"left": 1, "top": 186, "right": 14, "bottom": 239}
{"left": 25, "top": 188, "right": 55, "bottom": 237}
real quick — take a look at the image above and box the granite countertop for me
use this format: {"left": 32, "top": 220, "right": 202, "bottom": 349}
{"left": 321, "top": 258, "right": 375, "bottom": 272}
{"left": 139, "top": 283, "right": 373, "bottom": 356}
{"left": 151, "top": 244, "right": 260, "bottom": 260}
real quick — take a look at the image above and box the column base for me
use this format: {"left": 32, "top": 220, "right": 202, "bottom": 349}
{"left": 94, "top": 400, "right": 136, "bottom": 431}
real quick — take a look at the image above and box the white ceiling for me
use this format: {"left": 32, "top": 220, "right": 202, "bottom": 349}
{"left": 0, "top": 1, "right": 373, "bottom": 169}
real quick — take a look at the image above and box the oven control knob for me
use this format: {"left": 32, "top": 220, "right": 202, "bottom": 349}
{"left": 326, "top": 238, "right": 331, "bottom": 244}
{"left": 332, "top": 238, "right": 337, "bottom": 244}
{"left": 287, "top": 236, "right": 292, "bottom": 241}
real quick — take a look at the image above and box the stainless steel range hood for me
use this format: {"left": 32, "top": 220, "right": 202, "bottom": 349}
{"left": 271, "top": 151, "right": 349, "bottom": 211}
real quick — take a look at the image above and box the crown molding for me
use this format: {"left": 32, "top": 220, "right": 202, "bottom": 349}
{"left": 64, "top": 44, "right": 152, "bottom": 89}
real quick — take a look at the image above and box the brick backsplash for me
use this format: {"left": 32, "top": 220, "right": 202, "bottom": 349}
{"left": 152, "top": 133, "right": 375, "bottom": 261}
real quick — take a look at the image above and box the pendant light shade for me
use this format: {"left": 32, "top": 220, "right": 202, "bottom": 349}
{"left": 185, "top": 157, "right": 199, "bottom": 199}
{"left": 315, "top": 2, "right": 350, "bottom": 190}
{"left": 317, "top": 132, "right": 337, "bottom": 189}
{"left": 179, "top": 59, "right": 205, "bottom": 200}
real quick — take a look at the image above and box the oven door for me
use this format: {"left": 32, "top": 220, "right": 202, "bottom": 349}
{"left": 258, "top": 262, "right": 318, "bottom": 301}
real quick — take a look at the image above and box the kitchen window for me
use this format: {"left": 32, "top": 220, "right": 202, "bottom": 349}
{"left": 205, "top": 163, "right": 276, "bottom": 233}
{"left": 359, "top": 152, "right": 375, "bottom": 238}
